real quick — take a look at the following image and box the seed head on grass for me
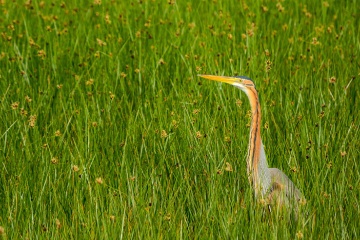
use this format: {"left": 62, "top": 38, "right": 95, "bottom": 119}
{"left": 247, "top": 29, "right": 254, "bottom": 37}
{"left": 20, "top": 108, "right": 28, "bottom": 116}
{"left": 192, "top": 109, "right": 200, "bottom": 115}
{"left": 296, "top": 231, "right": 304, "bottom": 239}
{"left": 161, "top": 130, "right": 168, "bottom": 138}
{"left": 29, "top": 37, "right": 38, "bottom": 48}
{"left": 11, "top": 102, "right": 19, "bottom": 110}
{"left": 225, "top": 162, "right": 233, "bottom": 172}
{"left": 196, "top": 131, "right": 202, "bottom": 139}
{"left": 188, "top": 22, "right": 195, "bottom": 29}
{"left": 105, "top": 13, "right": 111, "bottom": 24}
{"left": 276, "top": 3, "right": 285, "bottom": 12}
{"left": 303, "top": 6, "right": 312, "bottom": 18}
{"left": 261, "top": 6, "right": 268, "bottom": 12}
{"left": 86, "top": 79, "right": 94, "bottom": 85}
{"left": 299, "top": 198, "right": 307, "bottom": 206}
{"left": 315, "top": 26, "right": 325, "bottom": 36}
{"left": 55, "top": 219, "right": 61, "bottom": 229}
{"left": 37, "top": 49, "right": 46, "bottom": 59}
{"left": 224, "top": 136, "right": 231, "bottom": 143}
{"left": 236, "top": 99, "right": 243, "bottom": 106}
{"left": 109, "top": 92, "right": 115, "bottom": 100}
{"left": 171, "top": 120, "right": 178, "bottom": 129}
{"left": 158, "top": 58, "right": 166, "bottom": 65}
{"left": 144, "top": 19, "right": 151, "bottom": 28}
{"left": 164, "top": 214, "right": 171, "bottom": 221}
{"left": 73, "top": 165, "right": 79, "bottom": 172}
{"left": 96, "top": 177, "right": 103, "bottom": 184}
{"left": 25, "top": 95, "right": 32, "bottom": 103}
{"left": 264, "top": 49, "right": 270, "bottom": 56}
{"left": 322, "top": 192, "right": 330, "bottom": 199}
{"left": 327, "top": 26, "right": 333, "bottom": 34}
{"left": 322, "top": 1, "right": 330, "bottom": 7}
{"left": 326, "top": 161, "right": 333, "bottom": 169}
{"left": 258, "top": 198, "right": 267, "bottom": 207}
{"left": 51, "top": 157, "right": 59, "bottom": 164}
{"left": 135, "top": 31, "right": 141, "bottom": 38}
{"left": 311, "top": 37, "right": 320, "bottom": 45}
{"left": 96, "top": 38, "right": 106, "bottom": 46}
{"left": 0, "top": 226, "right": 4, "bottom": 235}
{"left": 265, "top": 59, "right": 272, "bottom": 72}
{"left": 29, "top": 115, "right": 37, "bottom": 127}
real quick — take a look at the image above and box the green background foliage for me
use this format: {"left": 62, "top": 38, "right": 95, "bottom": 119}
{"left": 0, "top": 0, "right": 359, "bottom": 238}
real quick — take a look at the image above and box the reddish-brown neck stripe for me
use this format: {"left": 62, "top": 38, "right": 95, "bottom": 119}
{"left": 246, "top": 87, "right": 262, "bottom": 194}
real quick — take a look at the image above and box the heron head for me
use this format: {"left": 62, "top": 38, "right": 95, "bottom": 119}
{"left": 198, "top": 75, "right": 256, "bottom": 94}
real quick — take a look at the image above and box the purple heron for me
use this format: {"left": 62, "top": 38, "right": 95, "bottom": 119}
{"left": 199, "top": 75, "right": 304, "bottom": 209}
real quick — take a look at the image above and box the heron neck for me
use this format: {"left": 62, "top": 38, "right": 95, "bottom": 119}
{"left": 246, "top": 89, "right": 270, "bottom": 197}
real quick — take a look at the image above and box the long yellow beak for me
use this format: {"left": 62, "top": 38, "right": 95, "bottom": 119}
{"left": 198, "top": 74, "right": 240, "bottom": 85}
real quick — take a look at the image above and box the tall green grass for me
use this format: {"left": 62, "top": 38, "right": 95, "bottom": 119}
{"left": 0, "top": 0, "right": 359, "bottom": 238}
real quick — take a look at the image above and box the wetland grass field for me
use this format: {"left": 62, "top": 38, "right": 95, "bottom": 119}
{"left": 0, "top": 0, "right": 359, "bottom": 238}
